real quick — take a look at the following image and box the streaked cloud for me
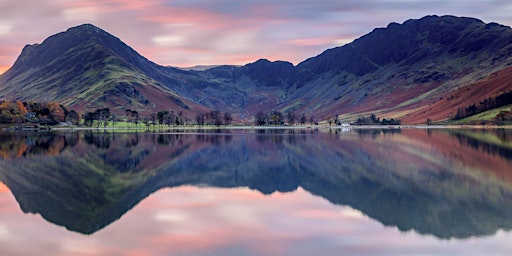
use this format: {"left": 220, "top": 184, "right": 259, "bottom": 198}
{"left": 0, "top": 23, "right": 12, "bottom": 36}
{"left": 0, "top": 0, "right": 511, "bottom": 75}
{"left": 62, "top": 7, "right": 98, "bottom": 22}
{"left": 152, "top": 35, "right": 187, "bottom": 47}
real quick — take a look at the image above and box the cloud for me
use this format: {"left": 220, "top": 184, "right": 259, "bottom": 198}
{"left": 0, "top": 225, "right": 9, "bottom": 239}
{"left": 152, "top": 35, "right": 187, "bottom": 47}
{"left": 62, "top": 7, "right": 98, "bottom": 22}
{"left": 0, "top": 23, "right": 12, "bottom": 36}
{"left": 0, "top": 0, "right": 512, "bottom": 70}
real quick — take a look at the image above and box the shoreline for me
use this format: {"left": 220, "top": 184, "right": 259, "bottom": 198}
{"left": 4, "top": 124, "right": 510, "bottom": 132}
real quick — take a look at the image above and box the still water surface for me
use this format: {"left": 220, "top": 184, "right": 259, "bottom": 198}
{"left": 0, "top": 128, "right": 511, "bottom": 255}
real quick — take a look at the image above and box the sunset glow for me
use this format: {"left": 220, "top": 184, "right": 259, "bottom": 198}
{"left": 0, "top": 0, "right": 511, "bottom": 70}
{"left": 0, "top": 66, "right": 8, "bottom": 75}
{"left": 0, "top": 182, "right": 8, "bottom": 193}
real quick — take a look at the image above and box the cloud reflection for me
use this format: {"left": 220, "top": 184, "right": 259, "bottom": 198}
{"left": 3, "top": 186, "right": 512, "bottom": 256}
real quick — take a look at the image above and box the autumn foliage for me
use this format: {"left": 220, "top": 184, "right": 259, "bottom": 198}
{"left": 0, "top": 100, "right": 28, "bottom": 124}
{"left": 0, "top": 100, "right": 73, "bottom": 125}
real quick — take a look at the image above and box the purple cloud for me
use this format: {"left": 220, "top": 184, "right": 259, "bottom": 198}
{"left": 0, "top": 0, "right": 511, "bottom": 74}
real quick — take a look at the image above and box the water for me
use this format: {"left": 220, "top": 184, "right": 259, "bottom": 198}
{"left": 0, "top": 128, "right": 511, "bottom": 255}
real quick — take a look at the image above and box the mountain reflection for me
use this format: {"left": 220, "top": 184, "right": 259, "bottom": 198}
{"left": 0, "top": 129, "right": 511, "bottom": 239}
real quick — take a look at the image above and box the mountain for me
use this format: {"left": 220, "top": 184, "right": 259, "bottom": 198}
{"left": 292, "top": 15, "right": 512, "bottom": 123}
{"left": 1, "top": 130, "right": 512, "bottom": 238}
{"left": 1, "top": 15, "right": 512, "bottom": 123}
{"left": 0, "top": 24, "right": 209, "bottom": 116}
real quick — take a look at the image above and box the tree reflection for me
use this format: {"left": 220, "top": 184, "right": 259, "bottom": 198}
{"left": 450, "top": 129, "right": 512, "bottom": 160}
{"left": 0, "top": 133, "right": 70, "bottom": 159}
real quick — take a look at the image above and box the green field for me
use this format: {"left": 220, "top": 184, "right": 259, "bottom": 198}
{"left": 448, "top": 105, "right": 512, "bottom": 125}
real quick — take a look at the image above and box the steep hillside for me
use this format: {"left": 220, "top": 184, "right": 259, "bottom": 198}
{"left": 290, "top": 15, "right": 512, "bottom": 122}
{"left": 1, "top": 15, "right": 512, "bottom": 123}
{"left": 0, "top": 24, "right": 208, "bottom": 116}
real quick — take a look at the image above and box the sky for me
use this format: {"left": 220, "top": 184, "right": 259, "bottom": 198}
{"left": 1, "top": 0, "right": 512, "bottom": 74}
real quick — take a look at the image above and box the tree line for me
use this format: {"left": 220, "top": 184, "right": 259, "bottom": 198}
{"left": 83, "top": 108, "right": 236, "bottom": 128}
{"left": 0, "top": 100, "right": 75, "bottom": 126}
{"left": 0, "top": 100, "right": 407, "bottom": 128}
{"left": 83, "top": 108, "right": 195, "bottom": 128}
{"left": 453, "top": 90, "right": 512, "bottom": 120}
{"left": 195, "top": 110, "right": 233, "bottom": 126}
{"left": 353, "top": 114, "right": 401, "bottom": 125}
{"left": 254, "top": 111, "right": 312, "bottom": 126}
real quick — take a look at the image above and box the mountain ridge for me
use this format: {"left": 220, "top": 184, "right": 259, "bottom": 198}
{"left": 1, "top": 15, "right": 512, "bottom": 124}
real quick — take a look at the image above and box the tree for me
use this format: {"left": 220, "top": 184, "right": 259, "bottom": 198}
{"left": 309, "top": 115, "right": 315, "bottom": 125}
{"left": 131, "top": 111, "right": 140, "bottom": 127}
{"left": 65, "top": 110, "right": 81, "bottom": 125}
{"left": 369, "top": 114, "right": 379, "bottom": 124}
{"left": 143, "top": 117, "right": 151, "bottom": 131}
{"left": 224, "top": 112, "right": 233, "bottom": 125}
{"left": 496, "top": 110, "right": 509, "bottom": 126}
{"left": 205, "top": 110, "right": 223, "bottom": 126}
{"left": 83, "top": 112, "right": 96, "bottom": 127}
{"left": 300, "top": 113, "right": 307, "bottom": 125}
{"left": 165, "top": 112, "right": 173, "bottom": 126}
{"left": 287, "top": 112, "right": 296, "bottom": 125}
{"left": 177, "top": 111, "right": 183, "bottom": 126}
{"left": 16, "top": 100, "right": 28, "bottom": 117}
{"left": 196, "top": 113, "right": 205, "bottom": 126}
{"left": 126, "top": 109, "right": 133, "bottom": 124}
{"left": 124, "top": 109, "right": 140, "bottom": 127}
{"left": 269, "top": 111, "right": 284, "bottom": 126}
{"left": 157, "top": 110, "right": 169, "bottom": 126}
{"left": 0, "top": 100, "right": 29, "bottom": 125}
{"left": 426, "top": 118, "right": 433, "bottom": 126}
{"left": 151, "top": 112, "right": 156, "bottom": 127}
{"left": 98, "top": 108, "right": 110, "bottom": 127}
{"left": 46, "top": 102, "right": 65, "bottom": 123}
{"left": 255, "top": 111, "right": 267, "bottom": 126}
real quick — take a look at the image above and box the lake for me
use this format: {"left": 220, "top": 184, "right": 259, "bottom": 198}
{"left": 0, "top": 128, "right": 512, "bottom": 255}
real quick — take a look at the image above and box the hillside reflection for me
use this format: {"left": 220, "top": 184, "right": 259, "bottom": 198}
{"left": 0, "top": 129, "right": 511, "bottom": 239}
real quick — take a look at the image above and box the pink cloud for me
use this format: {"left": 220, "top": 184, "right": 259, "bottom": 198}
{"left": 0, "top": 1, "right": 512, "bottom": 70}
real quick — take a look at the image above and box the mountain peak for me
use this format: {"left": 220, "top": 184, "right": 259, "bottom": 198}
{"left": 1, "top": 23, "right": 124, "bottom": 80}
{"left": 64, "top": 23, "right": 110, "bottom": 37}
{"left": 40, "top": 23, "right": 112, "bottom": 44}
{"left": 73, "top": 23, "right": 101, "bottom": 29}
{"left": 298, "top": 15, "right": 512, "bottom": 76}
